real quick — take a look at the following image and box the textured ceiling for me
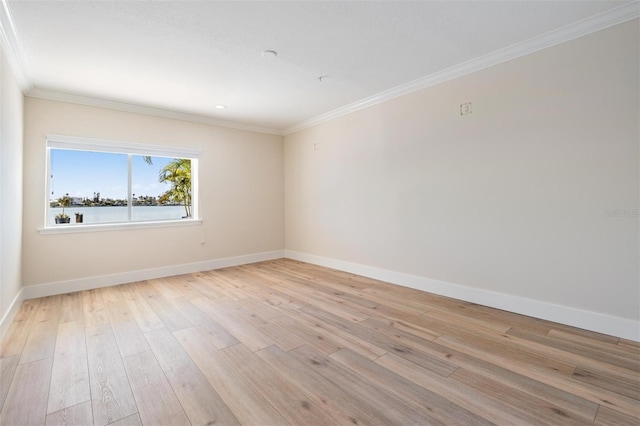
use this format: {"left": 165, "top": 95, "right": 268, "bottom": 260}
{"left": 4, "top": 1, "right": 635, "bottom": 132}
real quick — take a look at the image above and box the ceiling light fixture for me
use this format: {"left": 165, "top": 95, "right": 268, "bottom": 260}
{"left": 262, "top": 50, "right": 278, "bottom": 58}
{"left": 216, "top": 104, "right": 227, "bottom": 109}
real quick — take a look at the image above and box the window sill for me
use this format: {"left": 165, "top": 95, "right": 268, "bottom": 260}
{"left": 38, "top": 219, "right": 202, "bottom": 235}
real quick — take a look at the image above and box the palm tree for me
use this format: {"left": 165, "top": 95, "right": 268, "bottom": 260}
{"left": 159, "top": 158, "right": 192, "bottom": 217}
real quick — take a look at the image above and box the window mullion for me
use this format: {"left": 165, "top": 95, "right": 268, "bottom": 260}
{"left": 127, "top": 154, "right": 132, "bottom": 222}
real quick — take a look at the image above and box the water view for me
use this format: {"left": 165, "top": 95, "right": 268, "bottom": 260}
{"left": 49, "top": 150, "right": 194, "bottom": 226}
{"left": 49, "top": 205, "right": 190, "bottom": 225}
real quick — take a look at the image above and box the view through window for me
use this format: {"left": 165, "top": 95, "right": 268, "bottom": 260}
{"left": 47, "top": 136, "right": 199, "bottom": 227}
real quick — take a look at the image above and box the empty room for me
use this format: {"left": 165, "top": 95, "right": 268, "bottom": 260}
{"left": 1, "top": 1, "right": 639, "bottom": 425}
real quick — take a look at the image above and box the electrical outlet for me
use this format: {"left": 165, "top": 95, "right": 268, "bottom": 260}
{"left": 313, "top": 142, "right": 320, "bottom": 151}
{"left": 460, "top": 102, "right": 472, "bottom": 115}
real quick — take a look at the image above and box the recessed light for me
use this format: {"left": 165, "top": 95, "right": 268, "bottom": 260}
{"left": 262, "top": 50, "right": 278, "bottom": 58}
{"left": 216, "top": 104, "right": 227, "bottom": 109}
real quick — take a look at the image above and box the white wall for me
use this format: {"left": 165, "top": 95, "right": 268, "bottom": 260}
{"left": 284, "top": 20, "right": 639, "bottom": 336}
{"left": 0, "top": 45, "right": 24, "bottom": 325}
{"left": 22, "top": 98, "right": 284, "bottom": 287}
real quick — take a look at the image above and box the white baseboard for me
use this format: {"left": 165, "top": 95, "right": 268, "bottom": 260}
{"left": 21, "top": 250, "right": 285, "bottom": 300}
{"left": 0, "top": 289, "right": 25, "bottom": 341}
{"left": 284, "top": 250, "right": 640, "bottom": 342}
{"left": 8, "top": 248, "right": 638, "bottom": 342}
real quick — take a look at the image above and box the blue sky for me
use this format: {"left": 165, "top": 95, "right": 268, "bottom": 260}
{"left": 50, "top": 150, "right": 173, "bottom": 200}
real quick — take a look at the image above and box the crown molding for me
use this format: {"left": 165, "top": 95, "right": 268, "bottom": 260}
{"left": 4, "top": 0, "right": 637, "bottom": 137}
{"left": 0, "top": 0, "right": 31, "bottom": 90}
{"left": 2, "top": 0, "right": 282, "bottom": 136}
{"left": 27, "top": 88, "right": 283, "bottom": 136}
{"left": 283, "top": 2, "right": 640, "bottom": 135}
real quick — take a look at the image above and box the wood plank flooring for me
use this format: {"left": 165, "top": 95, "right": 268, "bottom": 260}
{"left": 1, "top": 259, "right": 639, "bottom": 425}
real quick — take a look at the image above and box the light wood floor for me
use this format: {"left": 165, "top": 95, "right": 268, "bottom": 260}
{"left": 0, "top": 259, "right": 638, "bottom": 425}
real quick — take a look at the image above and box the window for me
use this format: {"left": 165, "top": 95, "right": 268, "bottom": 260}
{"left": 44, "top": 134, "right": 200, "bottom": 230}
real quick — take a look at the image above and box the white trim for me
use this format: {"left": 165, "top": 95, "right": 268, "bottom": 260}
{"left": 283, "top": 3, "right": 640, "bottom": 135}
{"left": 47, "top": 134, "right": 202, "bottom": 158}
{"left": 7, "top": 5, "right": 635, "bottom": 137}
{"left": 45, "top": 135, "right": 201, "bottom": 229}
{"left": 21, "top": 250, "right": 285, "bottom": 299}
{"left": 38, "top": 218, "right": 202, "bottom": 235}
{"left": 191, "top": 159, "right": 199, "bottom": 221}
{"left": 0, "top": 289, "right": 25, "bottom": 341}
{"left": 284, "top": 250, "right": 640, "bottom": 342}
{"left": 9, "top": 248, "right": 639, "bottom": 341}
{"left": 27, "top": 89, "right": 284, "bottom": 136}
{"left": 0, "top": 0, "right": 31, "bottom": 91}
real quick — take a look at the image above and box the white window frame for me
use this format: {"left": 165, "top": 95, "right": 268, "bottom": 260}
{"left": 39, "top": 134, "right": 202, "bottom": 234}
